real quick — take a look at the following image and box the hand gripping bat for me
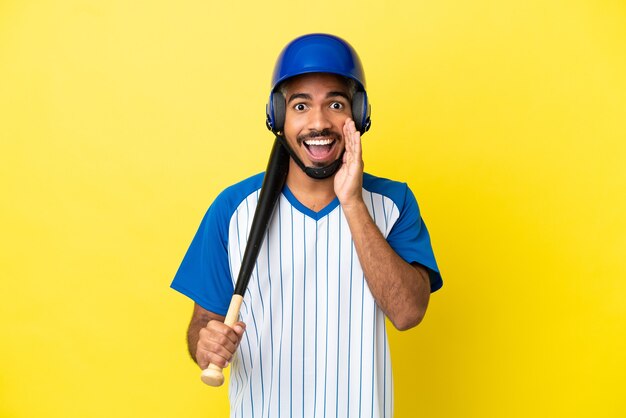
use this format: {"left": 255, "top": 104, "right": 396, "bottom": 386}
{"left": 200, "top": 137, "right": 290, "bottom": 386}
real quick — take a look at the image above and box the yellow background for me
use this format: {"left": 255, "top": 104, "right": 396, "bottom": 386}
{"left": 1, "top": 0, "right": 625, "bottom": 417}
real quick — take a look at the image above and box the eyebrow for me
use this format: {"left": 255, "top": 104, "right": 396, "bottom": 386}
{"left": 286, "top": 93, "right": 311, "bottom": 104}
{"left": 286, "top": 91, "right": 351, "bottom": 104}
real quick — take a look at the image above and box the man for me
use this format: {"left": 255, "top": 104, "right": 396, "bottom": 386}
{"left": 172, "top": 33, "right": 442, "bottom": 418}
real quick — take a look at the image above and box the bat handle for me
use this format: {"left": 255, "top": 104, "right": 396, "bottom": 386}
{"left": 200, "top": 294, "right": 244, "bottom": 386}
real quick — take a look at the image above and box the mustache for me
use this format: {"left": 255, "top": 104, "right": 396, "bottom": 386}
{"left": 297, "top": 129, "right": 341, "bottom": 145}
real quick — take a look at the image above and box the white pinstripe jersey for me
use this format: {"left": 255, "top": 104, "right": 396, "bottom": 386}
{"left": 172, "top": 172, "right": 442, "bottom": 418}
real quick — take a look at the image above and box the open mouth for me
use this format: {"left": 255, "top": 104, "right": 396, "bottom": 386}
{"left": 303, "top": 138, "right": 337, "bottom": 162}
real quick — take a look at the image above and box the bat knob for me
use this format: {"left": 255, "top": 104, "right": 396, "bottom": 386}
{"left": 201, "top": 365, "right": 225, "bottom": 387}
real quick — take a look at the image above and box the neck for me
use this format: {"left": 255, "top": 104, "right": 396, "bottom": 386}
{"left": 285, "top": 159, "right": 337, "bottom": 211}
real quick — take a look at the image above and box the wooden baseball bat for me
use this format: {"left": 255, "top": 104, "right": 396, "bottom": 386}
{"left": 201, "top": 137, "right": 289, "bottom": 386}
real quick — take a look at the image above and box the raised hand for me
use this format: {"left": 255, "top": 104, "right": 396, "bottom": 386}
{"left": 334, "top": 118, "right": 364, "bottom": 207}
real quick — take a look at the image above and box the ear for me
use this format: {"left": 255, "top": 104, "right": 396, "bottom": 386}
{"left": 267, "top": 91, "right": 285, "bottom": 133}
{"left": 352, "top": 91, "right": 371, "bottom": 134}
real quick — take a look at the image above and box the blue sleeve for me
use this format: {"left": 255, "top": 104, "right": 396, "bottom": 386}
{"left": 387, "top": 185, "right": 443, "bottom": 292}
{"left": 170, "top": 201, "right": 234, "bottom": 316}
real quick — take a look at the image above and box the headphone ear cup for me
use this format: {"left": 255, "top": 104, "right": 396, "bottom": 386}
{"left": 352, "top": 91, "right": 370, "bottom": 134}
{"left": 270, "top": 91, "right": 285, "bottom": 133}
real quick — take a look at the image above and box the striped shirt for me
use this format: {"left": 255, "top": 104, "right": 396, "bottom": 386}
{"left": 172, "top": 172, "right": 442, "bottom": 418}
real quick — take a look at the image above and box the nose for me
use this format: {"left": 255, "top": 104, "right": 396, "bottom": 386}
{"left": 307, "top": 107, "right": 333, "bottom": 132}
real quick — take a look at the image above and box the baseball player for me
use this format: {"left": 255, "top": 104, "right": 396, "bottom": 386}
{"left": 172, "top": 33, "right": 443, "bottom": 418}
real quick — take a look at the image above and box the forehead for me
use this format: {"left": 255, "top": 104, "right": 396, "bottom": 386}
{"left": 282, "top": 73, "right": 350, "bottom": 95}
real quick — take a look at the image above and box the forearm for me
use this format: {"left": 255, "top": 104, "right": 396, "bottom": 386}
{"left": 342, "top": 200, "right": 431, "bottom": 330}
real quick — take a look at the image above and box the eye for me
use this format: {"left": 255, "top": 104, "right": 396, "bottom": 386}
{"left": 330, "top": 101, "right": 344, "bottom": 110}
{"left": 294, "top": 103, "right": 307, "bottom": 111}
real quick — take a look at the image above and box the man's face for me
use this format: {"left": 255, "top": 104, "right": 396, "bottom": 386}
{"left": 282, "top": 73, "right": 352, "bottom": 168}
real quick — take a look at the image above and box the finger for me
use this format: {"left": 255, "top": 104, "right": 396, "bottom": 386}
{"left": 233, "top": 321, "right": 247, "bottom": 340}
{"left": 196, "top": 335, "right": 231, "bottom": 369}
{"left": 198, "top": 324, "right": 240, "bottom": 359}
{"left": 197, "top": 345, "right": 229, "bottom": 369}
{"left": 343, "top": 119, "right": 354, "bottom": 161}
{"left": 197, "top": 333, "right": 237, "bottom": 369}
{"left": 348, "top": 120, "right": 362, "bottom": 156}
{"left": 343, "top": 118, "right": 353, "bottom": 136}
{"left": 198, "top": 328, "right": 238, "bottom": 357}
{"left": 343, "top": 119, "right": 355, "bottom": 153}
{"left": 349, "top": 120, "right": 361, "bottom": 154}
{"left": 206, "top": 320, "right": 241, "bottom": 346}
{"left": 199, "top": 346, "right": 230, "bottom": 369}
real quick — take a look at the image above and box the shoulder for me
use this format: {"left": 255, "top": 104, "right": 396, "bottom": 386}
{"left": 210, "top": 172, "right": 265, "bottom": 215}
{"left": 362, "top": 172, "right": 416, "bottom": 210}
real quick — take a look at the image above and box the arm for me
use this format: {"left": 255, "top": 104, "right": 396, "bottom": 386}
{"left": 334, "top": 119, "right": 430, "bottom": 330}
{"left": 187, "top": 303, "right": 246, "bottom": 369}
{"left": 342, "top": 202, "right": 431, "bottom": 330}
